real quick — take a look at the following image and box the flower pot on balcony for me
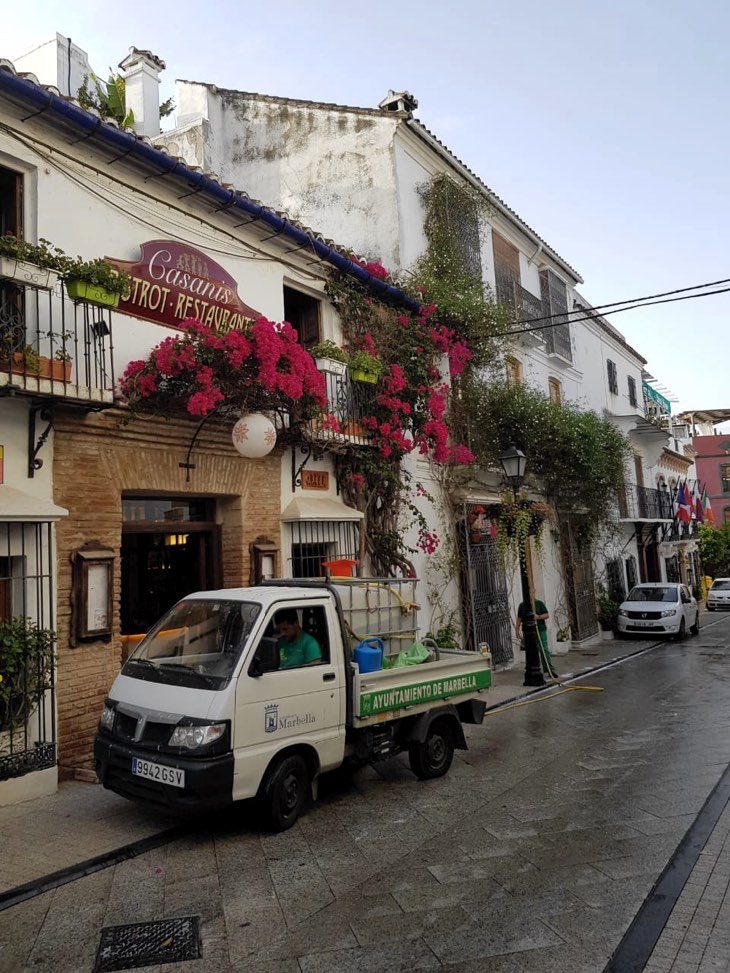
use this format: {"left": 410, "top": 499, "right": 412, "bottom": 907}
{"left": 65, "top": 279, "right": 120, "bottom": 308}
{"left": 3, "top": 352, "right": 72, "bottom": 382}
{"left": 0, "top": 256, "right": 56, "bottom": 290}
{"left": 315, "top": 356, "right": 348, "bottom": 377}
{"left": 350, "top": 368, "right": 379, "bottom": 384}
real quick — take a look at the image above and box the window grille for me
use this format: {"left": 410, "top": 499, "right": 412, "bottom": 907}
{"left": 287, "top": 520, "right": 360, "bottom": 578}
{"left": 539, "top": 269, "right": 572, "bottom": 361}
{"left": 439, "top": 181, "right": 482, "bottom": 281}
{"left": 0, "top": 520, "right": 57, "bottom": 781}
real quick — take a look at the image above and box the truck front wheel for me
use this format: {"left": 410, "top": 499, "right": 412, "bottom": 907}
{"left": 260, "top": 754, "right": 308, "bottom": 831}
{"left": 408, "top": 719, "right": 455, "bottom": 780}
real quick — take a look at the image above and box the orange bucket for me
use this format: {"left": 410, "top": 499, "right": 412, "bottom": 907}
{"left": 322, "top": 558, "right": 358, "bottom": 577}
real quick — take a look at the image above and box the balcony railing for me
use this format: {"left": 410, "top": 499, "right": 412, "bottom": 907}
{"left": 619, "top": 483, "right": 674, "bottom": 521}
{"left": 0, "top": 277, "right": 115, "bottom": 404}
{"left": 308, "top": 367, "right": 376, "bottom": 446}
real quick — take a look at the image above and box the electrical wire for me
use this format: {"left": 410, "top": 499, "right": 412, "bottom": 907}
{"left": 504, "top": 285, "right": 730, "bottom": 337}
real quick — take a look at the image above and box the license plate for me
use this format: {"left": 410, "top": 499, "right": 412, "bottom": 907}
{"left": 131, "top": 757, "right": 185, "bottom": 788}
{"left": 632, "top": 621, "right": 654, "bottom": 627}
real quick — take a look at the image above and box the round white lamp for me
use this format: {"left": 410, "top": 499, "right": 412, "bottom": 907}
{"left": 231, "top": 413, "right": 277, "bottom": 458}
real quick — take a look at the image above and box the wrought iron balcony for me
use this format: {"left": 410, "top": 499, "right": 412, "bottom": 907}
{"left": 494, "top": 271, "right": 544, "bottom": 343}
{"left": 308, "top": 366, "right": 377, "bottom": 447}
{"left": 0, "top": 277, "right": 115, "bottom": 404}
{"left": 618, "top": 483, "right": 674, "bottom": 521}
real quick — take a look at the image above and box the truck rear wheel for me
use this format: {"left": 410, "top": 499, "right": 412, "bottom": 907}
{"left": 408, "top": 718, "right": 455, "bottom": 780}
{"left": 260, "top": 754, "right": 308, "bottom": 832}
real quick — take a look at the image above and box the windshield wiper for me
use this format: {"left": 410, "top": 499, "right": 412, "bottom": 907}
{"left": 155, "top": 662, "right": 217, "bottom": 688}
{"left": 125, "top": 658, "right": 156, "bottom": 669}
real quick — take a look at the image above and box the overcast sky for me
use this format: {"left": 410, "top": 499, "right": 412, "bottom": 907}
{"left": 5, "top": 0, "right": 729, "bottom": 419}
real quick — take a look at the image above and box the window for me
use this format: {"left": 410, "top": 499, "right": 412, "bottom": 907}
{"left": 721, "top": 465, "right": 730, "bottom": 494}
{"left": 628, "top": 376, "right": 638, "bottom": 408}
{"left": 283, "top": 286, "right": 320, "bottom": 349}
{"left": 607, "top": 359, "right": 618, "bottom": 395}
{"left": 548, "top": 377, "right": 561, "bottom": 404}
{"left": 505, "top": 356, "right": 522, "bottom": 386}
{"left": 287, "top": 520, "right": 359, "bottom": 578}
{"left": 724, "top": 507, "right": 730, "bottom": 524}
{"left": 437, "top": 180, "right": 482, "bottom": 280}
{"left": 492, "top": 231, "right": 520, "bottom": 309}
{"left": 0, "top": 164, "right": 22, "bottom": 237}
{"left": 250, "top": 605, "right": 331, "bottom": 673}
{"left": 539, "top": 269, "right": 571, "bottom": 361}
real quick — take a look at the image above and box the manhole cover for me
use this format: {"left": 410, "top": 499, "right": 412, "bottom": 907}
{"left": 94, "top": 915, "right": 201, "bottom": 971}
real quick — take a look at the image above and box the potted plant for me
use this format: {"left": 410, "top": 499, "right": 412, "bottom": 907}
{"left": 349, "top": 349, "right": 382, "bottom": 384}
{"left": 63, "top": 256, "right": 130, "bottom": 308}
{"left": 0, "top": 617, "right": 55, "bottom": 733}
{"left": 53, "top": 348, "right": 73, "bottom": 382}
{"left": 310, "top": 340, "right": 348, "bottom": 376}
{"left": 555, "top": 625, "right": 572, "bottom": 654}
{"left": 596, "top": 584, "right": 619, "bottom": 638}
{"left": 0, "top": 235, "right": 62, "bottom": 290}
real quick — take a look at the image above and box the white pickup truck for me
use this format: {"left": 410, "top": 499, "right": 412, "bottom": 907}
{"left": 94, "top": 579, "right": 492, "bottom": 830}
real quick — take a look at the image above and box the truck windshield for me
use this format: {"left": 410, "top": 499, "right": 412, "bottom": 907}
{"left": 122, "top": 599, "right": 261, "bottom": 690}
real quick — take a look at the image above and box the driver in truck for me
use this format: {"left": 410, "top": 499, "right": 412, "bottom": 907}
{"left": 275, "top": 608, "right": 322, "bottom": 669}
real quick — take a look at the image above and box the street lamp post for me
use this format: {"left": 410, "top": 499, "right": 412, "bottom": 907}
{"left": 499, "top": 444, "right": 545, "bottom": 688}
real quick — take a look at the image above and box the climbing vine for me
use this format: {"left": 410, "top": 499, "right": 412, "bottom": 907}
{"left": 462, "top": 378, "right": 632, "bottom": 540}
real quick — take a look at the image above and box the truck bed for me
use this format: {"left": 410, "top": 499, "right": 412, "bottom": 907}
{"left": 353, "top": 649, "right": 492, "bottom": 726}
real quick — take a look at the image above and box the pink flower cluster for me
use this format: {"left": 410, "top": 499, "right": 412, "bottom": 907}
{"left": 417, "top": 528, "right": 440, "bottom": 555}
{"left": 119, "top": 317, "right": 326, "bottom": 418}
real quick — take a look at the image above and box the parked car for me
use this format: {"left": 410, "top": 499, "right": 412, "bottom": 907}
{"left": 707, "top": 578, "right": 730, "bottom": 611}
{"left": 616, "top": 583, "right": 699, "bottom": 639}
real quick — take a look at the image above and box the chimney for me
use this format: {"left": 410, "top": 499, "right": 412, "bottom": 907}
{"left": 378, "top": 90, "right": 418, "bottom": 115}
{"left": 118, "top": 47, "right": 165, "bottom": 139}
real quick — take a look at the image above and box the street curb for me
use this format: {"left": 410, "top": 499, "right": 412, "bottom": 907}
{"left": 0, "top": 824, "right": 188, "bottom": 913}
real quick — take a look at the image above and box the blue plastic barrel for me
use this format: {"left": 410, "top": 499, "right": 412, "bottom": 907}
{"left": 353, "top": 637, "right": 384, "bottom": 673}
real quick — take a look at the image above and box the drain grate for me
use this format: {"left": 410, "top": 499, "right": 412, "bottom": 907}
{"left": 94, "top": 915, "right": 201, "bottom": 972}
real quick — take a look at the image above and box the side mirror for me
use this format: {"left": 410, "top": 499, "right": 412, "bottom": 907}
{"left": 248, "top": 636, "right": 280, "bottom": 677}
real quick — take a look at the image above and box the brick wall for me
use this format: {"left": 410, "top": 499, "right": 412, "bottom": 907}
{"left": 53, "top": 405, "right": 282, "bottom": 773}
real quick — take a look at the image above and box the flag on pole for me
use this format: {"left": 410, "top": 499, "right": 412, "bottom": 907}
{"left": 694, "top": 481, "right": 705, "bottom": 523}
{"left": 702, "top": 487, "right": 714, "bottom": 525}
{"left": 690, "top": 480, "right": 704, "bottom": 524}
{"left": 675, "top": 482, "right": 692, "bottom": 523}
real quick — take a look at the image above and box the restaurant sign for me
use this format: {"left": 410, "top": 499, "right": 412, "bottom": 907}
{"left": 110, "top": 240, "right": 261, "bottom": 332}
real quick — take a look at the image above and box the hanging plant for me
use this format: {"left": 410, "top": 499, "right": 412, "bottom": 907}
{"left": 491, "top": 489, "right": 552, "bottom": 567}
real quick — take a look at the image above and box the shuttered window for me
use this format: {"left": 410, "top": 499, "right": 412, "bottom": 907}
{"left": 492, "top": 231, "right": 520, "bottom": 308}
{"left": 607, "top": 359, "right": 618, "bottom": 394}
{"left": 628, "top": 376, "right": 638, "bottom": 407}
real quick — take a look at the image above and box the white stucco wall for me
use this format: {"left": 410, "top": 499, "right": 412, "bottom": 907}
{"left": 158, "top": 84, "right": 404, "bottom": 271}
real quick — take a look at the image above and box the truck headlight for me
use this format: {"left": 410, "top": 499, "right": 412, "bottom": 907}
{"left": 99, "top": 704, "right": 115, "bottom": 731}
{"left": 660, "top": 608, "right": 678, "bottom": 617}
{"left": 169, "top": 723, "right": 226, "bottom": 749}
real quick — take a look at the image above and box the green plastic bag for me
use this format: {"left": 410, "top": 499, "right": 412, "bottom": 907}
{"left": 392, "top": 641, "right": 431, "bottom": 667}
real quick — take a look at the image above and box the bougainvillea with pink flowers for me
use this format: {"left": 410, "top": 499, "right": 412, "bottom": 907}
{"left": 119, "top": 317, "right": 327, "bottom": 420}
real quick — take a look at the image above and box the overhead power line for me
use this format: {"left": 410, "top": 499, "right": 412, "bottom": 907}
{"left": 504, "top": 280, "right": 730, "bottom": 337}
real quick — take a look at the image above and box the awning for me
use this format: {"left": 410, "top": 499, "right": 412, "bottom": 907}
{"left": 0, "top": 484, "right": 68, "bottom": 522}
{"left": 280, "top": 497, "right": 363, "bottom": 522}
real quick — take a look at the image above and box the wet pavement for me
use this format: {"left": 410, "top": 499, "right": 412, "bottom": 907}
{"left": 1, "top": 617, "right": 729, "bottom": 972}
